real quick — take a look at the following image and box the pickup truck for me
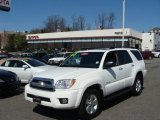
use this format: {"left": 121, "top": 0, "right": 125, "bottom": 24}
{"left": 25, "top": 48, "right": 147, "bottom": 119}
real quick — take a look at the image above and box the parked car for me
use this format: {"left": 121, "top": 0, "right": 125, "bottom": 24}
{"left": 40, "top": 54, "right": 55, "bottom": 64}
{"left": 32, "top": 52, "right": 47, "bottom": 62}
{"left": 0, "top": 69, "right": 21, "bottom": 92}
{"left": 48, "top": 52, "right": 72, "bottom": 65}
{"left": 25, "top": 48, "right": 147, "bottom": 119}
{"left": 141, "top": 51, "right": 154, "bottom": 60}
{"left": 20, "top": 53, "right": 33, "bottom": 58}
{"left": 0, "top": 58, "right": 55, "bottom": 83}
{"left": 0, "top": 53, "right": 14, "bottom": 60}
{"left": 152, "top": 49, "right": 160, "bottom": 58}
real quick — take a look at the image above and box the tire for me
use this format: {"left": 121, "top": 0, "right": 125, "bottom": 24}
{"left": 132, "top": 75, "right": 143, "bottom": 96}
{"left": 159, "top": 54, "right": 160, "bottom": 58}
{"left": 78, "top": 89, "right": 102, "bottom": 120}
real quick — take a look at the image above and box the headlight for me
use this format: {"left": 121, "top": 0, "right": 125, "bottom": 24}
{"left": 55, "top": 79, "right": 76, "bottom": 89}
{"left": 0, "top": 79, "right": 5, "bottom": 83}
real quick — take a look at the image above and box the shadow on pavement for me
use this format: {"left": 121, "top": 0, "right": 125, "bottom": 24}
{"left": 102, "top": 92, "right": 132, "bottom": 111}
{"left": 0, "top": 87, "right": 24, "bottom": 99}
{"left": 33, "top": 105, "right": 80, "bottom": 120}
{"left": 33, "top": 89, "right": 137, "bottom": 120}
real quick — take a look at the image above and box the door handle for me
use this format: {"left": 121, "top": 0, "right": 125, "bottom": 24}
{"left": 119, "top": 67, "right": 123, "bottom": 70}
{"left": 131, "top": 64, "right": 135, "bottom": 67}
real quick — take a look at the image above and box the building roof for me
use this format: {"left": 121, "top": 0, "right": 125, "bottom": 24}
{"left": 150, "top": 27, "right": 160, "bottom": 33}
{"left": 26, "top": 28, "right": 142, "bottom": 40}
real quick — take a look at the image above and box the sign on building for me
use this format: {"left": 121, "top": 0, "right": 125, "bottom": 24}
{"left": 0, "top": 0, "right": 10, "bottom": 11}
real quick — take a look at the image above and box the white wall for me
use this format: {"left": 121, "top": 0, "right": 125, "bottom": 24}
{"left": 142, "top": 33, "right": 160, "bottom": 51}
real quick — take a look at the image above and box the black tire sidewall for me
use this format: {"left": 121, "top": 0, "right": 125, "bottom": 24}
{"left": 78, "top": 89, "right": 102, "bottom": 120}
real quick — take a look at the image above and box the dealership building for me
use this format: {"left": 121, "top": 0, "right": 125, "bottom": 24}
{"left": 26, "top": 28, "right": 160, "bottom": 51}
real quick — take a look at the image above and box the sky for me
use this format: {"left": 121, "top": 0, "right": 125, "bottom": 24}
{"left": 0, "top": 0, "right": 160, "bottom": 32}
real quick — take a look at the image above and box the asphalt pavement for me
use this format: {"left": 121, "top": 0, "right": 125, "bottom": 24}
{"left": 0, "top": 58, "right": 160, "bottom": 120}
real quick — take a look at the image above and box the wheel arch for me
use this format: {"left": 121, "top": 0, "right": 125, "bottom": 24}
{"left": 84, "top": 84, "right": 104, "bottom": 97}
{"left": 77, "top": 84, "right": 103, "bottom": 119}
{"left": 77, "top": 83, "right": 104, "bottom": 107}
{"left": 135, "top": 71, "right": 144, "bottom": 86}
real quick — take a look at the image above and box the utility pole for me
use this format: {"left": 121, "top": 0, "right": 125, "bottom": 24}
{"left": 122, "top": 0, "right": 125, "bottom": 48}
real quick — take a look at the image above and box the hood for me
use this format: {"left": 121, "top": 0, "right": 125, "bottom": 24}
{"left": 36, "top": 65, "right": 57, "bottom": 71}
{"left": 33, "top": 67, "right": 97, "bottom": 81}
{"left": 31, "top": 65, "right": 58, "bottom": 73}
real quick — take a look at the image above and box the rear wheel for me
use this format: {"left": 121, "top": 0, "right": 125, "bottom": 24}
{"left": 78, "top": 89, "right": 102, "bottom": 120}
{"left": 132, "top": 75, "right": 143, "bottom": 96}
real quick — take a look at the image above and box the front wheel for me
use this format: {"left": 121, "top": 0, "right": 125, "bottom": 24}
{"left": 78, "top": 89, "right": 102, "bottom": 120}
{"left": 132, "top": 75, "right": 143, "bottom": 96}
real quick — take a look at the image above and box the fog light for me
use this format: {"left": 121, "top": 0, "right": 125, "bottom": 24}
{"left": 59, "top": 98, "right": 68, "bottom": 104}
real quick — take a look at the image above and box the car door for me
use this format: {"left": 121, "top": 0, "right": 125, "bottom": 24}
{"left": 102, "top": 51, "right": 124, "bottom": 95}
{"left": 102, "top": 50, "right": 133, "bottom": 95}
{"left": 116, "top": 50, "right": 133, "bottom": 87}
{"left": 0, "top": 60, "right": 33, "bottom": 83}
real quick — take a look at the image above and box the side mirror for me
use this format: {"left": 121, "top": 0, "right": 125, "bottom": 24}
{"left": 22, "top": 65, "right": 29, "bottom": 70}
{"left": 103, "top": 61, "right": 115, "bottom": 69}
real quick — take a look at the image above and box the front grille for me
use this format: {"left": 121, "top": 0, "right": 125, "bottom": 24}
{"left": 27, "top": 93, "right": 51, "bottom": 102}
{"left": 30, "top": 77, "right": 54, "bottom": 91}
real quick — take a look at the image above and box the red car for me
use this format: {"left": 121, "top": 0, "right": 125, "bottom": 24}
{"left": 141, "top": 51, "right": 154, "bottom": 60}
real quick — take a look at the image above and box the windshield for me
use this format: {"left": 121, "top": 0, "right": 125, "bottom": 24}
{"left": 60, "top": 52, "right": 104, "bottom": 68}
{"left": 24, "top": 58, "right": 46, "bottom": 67}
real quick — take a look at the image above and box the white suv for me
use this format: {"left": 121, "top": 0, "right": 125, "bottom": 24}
{"left": 25, "top": 48, "right": 147, "bottom": 119}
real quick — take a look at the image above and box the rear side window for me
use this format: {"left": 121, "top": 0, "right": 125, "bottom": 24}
{"left": 131, "top": 50, "right": 142, "bottom": 60}
{"left": 117, "top": 50, "right": 132, "bottom": 65}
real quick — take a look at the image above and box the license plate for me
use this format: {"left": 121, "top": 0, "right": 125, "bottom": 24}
{"left": 33, "top": 96, "right": 41, "bottom": 104}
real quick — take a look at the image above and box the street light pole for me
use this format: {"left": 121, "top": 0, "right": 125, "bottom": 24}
{"left": 122, "top": 0, "right": 125, "bottom": 48}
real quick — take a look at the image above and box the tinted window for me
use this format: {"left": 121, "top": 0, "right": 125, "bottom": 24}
{"left": 117, "top": 50, "right": 132, "bottom": 65}
{"left": 24, "top": 58, "right": 46, "bottom": 67}
{"left": 131, "top": 50, "right": 142, "bottom": 60}
{"left": 60, "top": 52, "right": 104, "bottom": 68}
{"left": 13, "top": 61, "right": 25, "bottom": 67}
{"left": 104, "top": 51, "right": 118, "bottom": 67}
{"left": 1, "top": 60, "right": 25, "bottom": 68}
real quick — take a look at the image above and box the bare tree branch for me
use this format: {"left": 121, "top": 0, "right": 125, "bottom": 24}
{"left": 107, "top": 12, "right": 115, "bottom": 29}
{"left": 71, "top": 15, "right": 86, "bottom": 31}
{"left": 44, "top": 15, "right": 66, "bottom": 32}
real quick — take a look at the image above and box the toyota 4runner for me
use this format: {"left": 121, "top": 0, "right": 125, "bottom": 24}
{"left": 25, "top": 48, "right": 147, "bottom": 119}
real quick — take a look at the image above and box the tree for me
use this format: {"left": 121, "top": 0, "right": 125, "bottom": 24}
{"left": 44, "top": 15, "right": 66, "bottom": 32}
{"left": 107, "top": 12, "right": 115, "bottom": 29}
{"left": 95, "top": 12, "right": 115, "bottom": 29}
{"left": 95, "top": 13, "right": 107, "bottom": 29}
{"left": 71, "top": 15, "right": 86, "bottom": 31}
{"left": 30, "top": 28, "right": 42, "bottom": 34}
{"left": 5, "top": 34, "right": 27, "bottom": 52}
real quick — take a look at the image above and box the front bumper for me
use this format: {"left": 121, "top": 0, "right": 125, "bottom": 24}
{"left": 25, "top": 84, "right": 83, "bottom": 109}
